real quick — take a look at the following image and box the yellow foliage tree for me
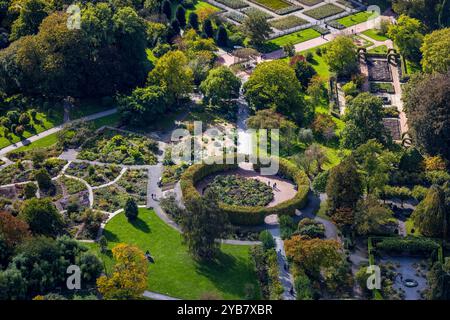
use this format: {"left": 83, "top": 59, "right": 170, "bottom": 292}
{"left": 97, "top": 243, "right": 148, "bottom": 300}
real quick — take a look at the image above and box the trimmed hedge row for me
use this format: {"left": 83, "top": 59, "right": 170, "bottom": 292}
{"left": 374, "top": 237, "right": 440, "bottom": 256}
{"left": 180, "top": 156, "right": 310, "bottom": 225}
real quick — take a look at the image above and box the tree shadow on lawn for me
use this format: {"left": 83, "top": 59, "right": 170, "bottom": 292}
{"left": 130, "top": 216, "right": 151, "bottom": 233}
{"left": 195, "top": 250, "right": 259, "bottom": 299}
{"left": 103, "top": 229, "right": 120, "bottom": 242}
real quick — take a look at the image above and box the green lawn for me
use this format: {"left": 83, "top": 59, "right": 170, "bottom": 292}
{"left": 85, "top": 208, "right": 261, "bottom": 299}
{"left": 297, "top": 44, "right": 331, "bottom": 79}
{"left": 361, "top": 29, "right": 389, "bottom": 41}
{"left": 70, "top": 99, "right": 114, "bottom": 119}
{"left": 172, "top": 0, "right": 221, "bottom": 19}
{"left": 269, "top": 28, "right": 321, "bottom": 48}
{"left": 336, "top": 11, "right": 376, "bottom": 27}
{"left": 0, "top": 109, "right": 64, "bottom": 149}
{"left": 368, "top": 45, "right": 388, "bottom": 54}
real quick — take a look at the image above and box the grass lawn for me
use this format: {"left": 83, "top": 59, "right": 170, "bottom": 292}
{"left": 368, "top": 45, "right": 388, "bottom": 54}
{"left": 361, "top": 29, "right": 389, "bottom": 41}
{"left": 405, "top": 218, "right": 421, "bottom": 236}
{"left": 297, "top": 44, "right": 330, "bottom": 79}
{"left": 0, "top": 109, "right": 64, "bottom": 149}
{"left": 269, "top": 28, "right": 321, "bottom": 48}
{"left": 91, "top": 112, "right": 120, "bottom": 128}
{"left": 172, "top": 0, "right": 220, "bottom": 19}
{"left": 336, "top": 11, "right": 376, "bottom": 27}
{"left": 86, "top": 208, "right": 261, "bottom": 299}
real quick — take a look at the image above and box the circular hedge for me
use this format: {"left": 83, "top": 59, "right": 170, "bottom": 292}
{"left": 180, "top": 156, "right": 310, "bottom": 225}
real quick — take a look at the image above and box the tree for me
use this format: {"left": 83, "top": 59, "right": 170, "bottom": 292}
{"left": 284, "top": 235, "right": 342, "bottom": 277}
{"left": 341, "top": 93, "right": 389, "bottom": 149}
{"left": 307, "top": 75, "right": 326, "bottom": 106}
{"left": 161, "top": 0, "right": 171, "bottom": 19}
{"left": 175, "top": 5, "right": 186, "bottom": 28}
{"left": 170, "top": 18, "right": 180, "bottom": 36}
{"left": 412, "top": 185, "right": 447, "bottom": 238}
{"left": 283, "top": 42, "right": 295, "bottom": 57}
{"left": 23, "top": 182, "right": 37, "bottom": 199}
{"left": 290, "top": 57, "right": 316, "bottom": 89}
{"left": 188, "top": 12, "right": 199, "bottom": 30}
{"left": 202, "top": 18, "right": 214, "bottom": 38}
{"left": 0, "top": 212, "right": 31, "bottom": 249}
{"left": 426, "top": 259, "right": 450, "bottom": 300}
{"left": 421, "top": 28, "right": 450, "bottom": 74}
{"left": 19, "top": 198, "right": 64, "bottom": 237}
{"left": 353, "top": 139, "right": 397, "bottom": 194}
{"left": 118, "top": 85, "right": 167, "bottom": 126}
{"left": 200, "top": 66, "right": 241, "bottom": 109}
{"left": 0, "top": 268, "right": 27, "bottom": 300}
{"left": 181, "top": 189, "right": 227, "bottom": 260}
{"left": 326, "top": 156, "right": 362, "bottom": 214}
{"left": 403, "top": 72, "right": 449, "bottom": 161}
{"left": 33, "top": 168, "right": 52, "bottom": 190}
{"left": 242, "top": 11, "right": 271, "bottom": 46}
{"left": 124, "top": 197, "right": 138, "bottom": 221}
{"left": 9, "top": 0, "right": 49, "bottom": 41}
{"left": 97, "top": 243, "right": 148, "bottom": 299}
{"left": 215, "top": 25, "right": 228, "bottom": 47}
{"left": 77, "top": 252, "right": 103, "bottom": 283}
{"left": 324, "top": 36, "right": 358, "bottom": 77}
{"left": 388, "top": 15, "right": 425, "bottom": 63}
{"left": 391, "top": 0, "right": 448, "bottom": 29}
{"left": 147, "top": 50, "right": 193, "bottom": 107}
{"left": 354, "top": 195, "right": 394, "bottom": 236}
{"left": 243, "top": 60, "right": 310, "bottom": 123}
{"left": 304, "top": 143, "right": 328, "bottom": 173}
{"left": 259, "top": 230, "right": 275, "bottom": 251}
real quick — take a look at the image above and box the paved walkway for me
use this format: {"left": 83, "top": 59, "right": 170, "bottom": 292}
{"left": 0, "top": 108, "right": 117, "bottom": 157}
{"left": 143, "top": 290, "right": 180, "bottom": 300}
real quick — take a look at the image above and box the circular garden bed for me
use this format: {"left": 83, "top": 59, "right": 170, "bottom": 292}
{"left": 180, "top": 155, "right": 310, "bottom": 225}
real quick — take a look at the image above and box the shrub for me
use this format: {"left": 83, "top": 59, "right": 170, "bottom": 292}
{"left": 297, "top": 218, "right": 325, "bottom": 238}
{"left": 23, "top": 183, "right": 37, "bottom": 199}
{"left": 374, "top": 237, "right": 440, "bottom": 256}
{"left": 124, "top": 197, "right": 138, "bottom": 220}
{"left": 312, "top": 170, "right": 329, "bottom": 193}
{"left": 259, "top": 230, "right": 275, "bottom": 251}
{"left": 34, "top": 169, "right": 52, "bottom": 190}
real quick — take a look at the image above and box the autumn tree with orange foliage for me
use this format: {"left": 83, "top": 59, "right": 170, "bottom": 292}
{"left": 284, "top": 235, "right": 342, "bottom": 277}
{"left": 97, "top": 243, "right": 148, "bottom": 300}
{"left": 0, "top": 211, "right": 31, "bottom": 249}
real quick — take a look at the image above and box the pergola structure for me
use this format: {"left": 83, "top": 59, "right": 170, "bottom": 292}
{"left": 232, "top": 48, "right": 260, "bottom": 67}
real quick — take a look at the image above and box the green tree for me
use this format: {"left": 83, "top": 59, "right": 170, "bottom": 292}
{"left": 23, "top": 182, "right": 37, "bottom": 199}
{"left": 412, "top": 185, "right": 447, "bottom": 238}
{"left": 124, "top": 197, "right": 138, "bottom": 221}
{"left": 326, "top": 156, "right": 362, "bottom": 214}
{"left": 388, "top": 15, "right": 425, "bottom": 63}
{"left": 341, "top": 93, "right": 389, "bottom": 149}
{"left": 243, "top": 60, "right": 310, "bottom": 123}
{"left": 33, "top": 168, "right": 52, "bottom": 190}
{"left": 118, "top": 85, "right": 167, "bottom": 126}
{"left": 324, "top": 36, "right": 358, "bottom": 77}
{"left": 242, "top": 11, "right": 271, "bottom": 46}
{"left": 147, "top": 50, "right": 193, "bottom": 106}
{"left": 421, "top": 28, "right": 450, "bottom": 74}
{"left": 188, "top": 12, "right": 199, "bottom": 30}
{"left": 19, "top": 198, "right": 64, "bottom": 237}
{"left": 259, "top": 230, "right": 275, "bottom": 251}
{"left": 202, "top": 18, "right": 214, "bottom": 38}
{"left": 403, "top": 72, "right": 449, "bottom": 161}
{"left": 181, "top": 190, "right": 227, "bottom": 260}
{"left": 215, "top": 25, "right": 228, "bottom": 47}
{"left": 162, "top": 0, "right": 171, "bottom": 19}
{"left": 290, "top": 57, "right": 316, "bottom": 89}
{"left": 9, "top": 0, "right": 49, "bottom": 41}
{"left": 175, "top": 5, "right": 186, "bottom": 28}
{"left": 200, "top": 66, "right": 241, "bottom": 109}
{"left": 0, "top": 268, "right": 27, "bottom": 300}
{"left": 354, "top": 195, "right": 394, "bottom": 235}
{"left": 283, "top": 42, "right": 295, "bottom": 57}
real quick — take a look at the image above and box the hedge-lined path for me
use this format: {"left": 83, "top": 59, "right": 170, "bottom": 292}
{"left": 0, "top": 108, "right": 117, "bottom": 157}
{"left": 268, "top": 226, "right": 296, "bottom": 300}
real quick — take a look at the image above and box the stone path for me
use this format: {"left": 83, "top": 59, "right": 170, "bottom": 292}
{"left": 143, "top": 290, "right": 180, "bottom": 301}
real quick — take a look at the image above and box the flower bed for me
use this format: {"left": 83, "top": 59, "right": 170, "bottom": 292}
{"left": 180, "top": 156, "right": 310, "bottom": 225}
{"left": 116, "top": 169, "right": 148, "bottom": 204}
{"left": 77, "top": 128, "right": 158, "bottom": 165}
{"left": 303, "top": 3, "right": 345, "bottom": 20}
{"left": 269, "top": 15, "right": 308, "bottom": 30}
{"left": 242, "top": 6, "right": 274, "bottom": 19}
{"left": 297, "top": 0, "right": 323, "bottom": 5}
{"left": 215, "top": 0, "right": 249, "bottom": 9}
{"left": 65, "top": 162, "right": 122, "bottom": 187}
{"left": 326, "top": 20, "right": 345, "bottom": 29}
{"left": 0, "top": 161, "right": 34, "bottom": 185}
{"left": 311, "top": 24, "right": 330, "bottom": 34}
{"left": 225, "top": 11, "right": 246, "bottom": 23}
{"left": 247, "top": 0, "right": 301, "bottom": 15}
{"left": 206, "top": 174, "right": 274, "bottom": 206}
{"left": 58, "top": 176, "right": 87, "bottom": 195}
{"left": 336, "top": 0, "right": 359, "bottom": 9}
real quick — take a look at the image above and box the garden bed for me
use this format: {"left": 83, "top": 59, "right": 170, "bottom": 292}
{"left": 215, "top": 0, "right": 249, "bottom": 9}
{"left": 65, "top": 162, "right": 122, "bottom": 187}
{"left": 116, "top": 169, "right": 148, "bottom": 204}
{"left": 269, "top": 15, "right": 308, "bottom": 30}
{"left": 225, "top": 11, "right": 246, "bottom": 23}
{"left": 247, "top": 0, "right": 301, "bottom": 15}
{"left": 297, "top": 0, "right": 323, "bottom": 6}
{"left": 370, "top": 82, "right": 395, "bottom": 94}
{"left": 303, "top": 3, "right": 345, "bottom": 20}
{"left": 77, "top": 128, "right": 158, "bottom": 165}
{"left": 0, "top": 161, "right": 34, "bottom": 185}
{"left": 242, "top": 6, "right": 274, "bottom": 19}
